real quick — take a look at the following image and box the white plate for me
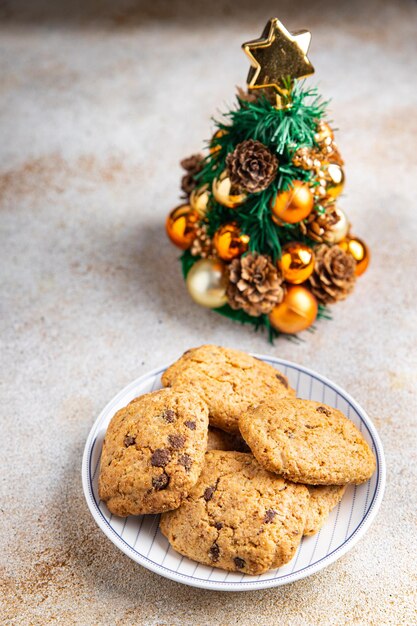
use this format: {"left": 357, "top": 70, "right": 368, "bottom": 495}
{"left": 82, "top": 356, "right": 386, "bottom": 591}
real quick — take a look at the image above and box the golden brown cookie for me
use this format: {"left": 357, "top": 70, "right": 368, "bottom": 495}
{"left": 303, "top": 485, "right": 347, "bottom": 536}
{"left": 206, "top": 427, "right": 250, "bottom": 452}
{"left": 239, "top": 397, "right": 376, "bottom": 485}
{"left": 98, "top": 388, "right": 209, "bottom": 516}
{"left": 160, "top": 451, "right": 310, "bottom": 575}
{"left": 161, "top": 345, "right": 294, "bottom": 434}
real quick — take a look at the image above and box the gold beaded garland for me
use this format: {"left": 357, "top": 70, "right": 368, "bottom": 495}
{"left": 314, "top": 121, "right": 334, "bottom": 144}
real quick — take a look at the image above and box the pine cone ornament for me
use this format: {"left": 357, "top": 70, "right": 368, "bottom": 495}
{"left": 180, "top": 154, "right": 204, "bottom": 197}
{"left": 190, "top": 223, "right": 213, "bottom": 258}
{"left": 227, "top": 252, "right": 285, "bottom": 316}
{"left": 308, "top": 244, "right": 356, "bottom": 304}
{"left": 300, "top": 204, "right": 341, "bottom": 242}
{"left": 226, "top": 140, "right": 278, "bottom": 193}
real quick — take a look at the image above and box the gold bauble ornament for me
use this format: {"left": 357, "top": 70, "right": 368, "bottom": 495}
{"left": 213, "top": 223, "right": 250, "bottom": 262}
{"left": 325, "top": 163, "right": 345, "bottom": 199}
{"left": 269, "top": 285, "right": 318, "bottom": 334}
{"left": 212, "top": 170, "right": 248, "bottom": 208}
{"left": 314, "top": 121, "right": 334, "bottom": 145}
{"left": 271, "top": 180, "right": 314, "bottom": 224}
{"left": 190, "top": 184, "right": 210, "bottom": 216}
{"left": 210, "top": 129, "right": 227, "bottom": 155}
{"left": 166, "top": 204, "right": 199, "bottom": 250}
{"left": 323, "top": 206, "right": 349, "bottom": 244}
{"left": 186, "top": 258, "right": 228, "bottom": 308}
{"left": 339, "top": 236, "right": 370, "bottom": 276}
{"left": 279, "top": 242, "right": 315, "bottom": 284}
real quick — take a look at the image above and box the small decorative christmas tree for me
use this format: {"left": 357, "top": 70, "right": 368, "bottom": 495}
{"left": 166, "top": 18, "right": 370, "bottom": 340}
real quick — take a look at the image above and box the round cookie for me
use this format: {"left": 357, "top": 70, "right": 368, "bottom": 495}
{"left": 207, "top": 427, "right": 250, "bottom": 453}
{"left": 303, "top": 485, "right": 347, "bottom": 536}
{"left": 161, "top": 345, "right": 294, "bottom": 434}
{"left": 98, "top": 388, "right": 209, "bottom": 516}
{"left": 239, "top": 397, "right": 376, "bottom": 485}
{"left": 160, "top": 451, "right": 310, "bottom": 575}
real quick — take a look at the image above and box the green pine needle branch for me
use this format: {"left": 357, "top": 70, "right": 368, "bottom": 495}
{"left": 183, "top": 81, "right": 332, "bottom": 340}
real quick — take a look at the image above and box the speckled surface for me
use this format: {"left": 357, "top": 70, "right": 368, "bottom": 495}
{"left": 1, "top": 1, "right": 416, "bottom": 624}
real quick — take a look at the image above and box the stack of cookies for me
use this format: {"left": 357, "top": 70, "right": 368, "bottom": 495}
{"left": 98, "top": 345, "right": 376, "bottom": 576}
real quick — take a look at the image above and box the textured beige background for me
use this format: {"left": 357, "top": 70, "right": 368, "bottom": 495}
{"left": 1, "top": 1, "right": 416, "bottom": 624}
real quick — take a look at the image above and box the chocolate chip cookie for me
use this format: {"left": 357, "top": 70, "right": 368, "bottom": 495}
{"left": 161, "top": 345, "right": 294, "bottom": 434}
{"left": 98, "top": 388, "right": 209, "bottom": 516}
{"left": 159, "top": 451, "right": 310, "bottom": 575}
{"left": 239, "top": 397, "right": 376, "bottom": 485}
{"left": 304, "top": 485, "right": 347, "bottom": 536}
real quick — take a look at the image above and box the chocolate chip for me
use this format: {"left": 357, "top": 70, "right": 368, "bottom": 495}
{"left": 124, "top": 435, "right": 136, "bottom": 447}
{"left": 168, "top": 434, "right": 186, "bottom": 449}
{"left": 316, "top": 406, "right": 331, "bottom": 416}
{"left": 152, "top": 473, "right": 170, "bottom": 491}
{"left": 234, "top": 557, "right": 245, "bottom": 569}
{"left": 178, "top": 454, "right": 193, "bottom": 471}
{"left": 163, "top": 409, "right": 176, "bottom": 423}
{"left": 184, "top": 420, "right": 196, "bottom": 430}
{"left": 275, "top": 373, "right": 288, "bottom": 388}
{"left": 214, "top": 522, "right": 223, "bottom": 530}
{"left": 150, "top": 448, "right": 171, "bottom": 467}
{"left": 203, "top": 486, "right": 216, "bottom": 501}
{"left": 209, "top": 543, "right": 220, "bottom": 562}
{"left": 263, "top": 509, "right": 277, "bottom": 523}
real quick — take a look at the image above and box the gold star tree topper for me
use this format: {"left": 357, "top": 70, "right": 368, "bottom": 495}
{"left": 242, "top": 18, "right": 314, "bottom": 108}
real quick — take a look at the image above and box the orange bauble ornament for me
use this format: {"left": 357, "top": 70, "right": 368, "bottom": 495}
{"left": 271, "top": 181, "right": 314, "bottom": 224}
{"left": 165, "top": 204, "right": 199, "bottom": 250}
{"left": 279, "top": 242, "right": 315, "bottom": 284}
{"left": 213, "top": 223, "right": 250, "bottom": 261}
{"left": 339, "top": 236, "right": 370, "bottom": 276}
{"left": 269, "top": 285, "right": 318, "bottom": 334}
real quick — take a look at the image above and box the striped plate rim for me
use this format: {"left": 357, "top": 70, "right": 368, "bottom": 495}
{"left": 81, "top": 355, "right": 386, "bottom": 591}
